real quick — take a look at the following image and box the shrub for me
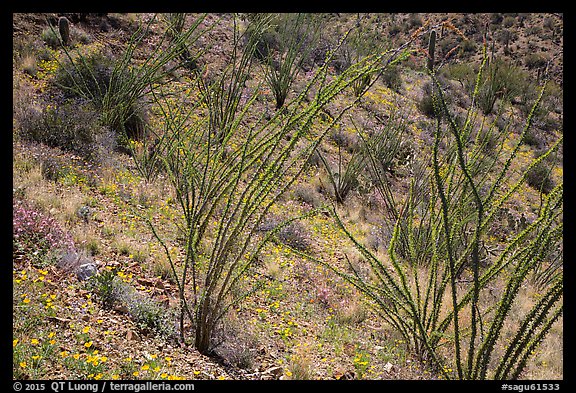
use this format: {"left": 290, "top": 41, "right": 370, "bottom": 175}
{"left": 490, "top": 13, "right": 503, "bottom": 25}
{"left": 213, "top": 321, "right": 258, "bottom": 370}
{"left": 389, "top": 24, "right": 401, "bottom": 36}
{"left": 55, "top": 49, "right": 148, "bottom": 141}
{"left": 543, "top": 17, "right": 555, "bottom": 31}
{"left": 407, "top": 14, "right": 423, "bottom": 28}
{"left": 122, "top": 290, "right": 176, "bottom": 337}
{"left": 459, "top": 39, "right": 477, "bottom": 55}
{"left": 477, "top": 57, "right": 528, "bottom": 114}
{"left": 526, "top": 161, "right": 554, "bottom": 194}
{"left": 286, "top": 353, "right": 313, "bottom": 380}
{"left": 381, "top": 64, "right": 403, "bottom": 93}
{"left": 13, "top": 200, "right": 75, "bottom": 265}
{"left": 318, "top": 146, "right": 364, "bottom": 204}
{"left": 87, "top": 267, "right": 176, "bottom": 337}
{"left": 525, "top": 53, "right": 548, "bottom": 70}
{"left": 260, "top": 13, "right": 320, "bottom": 108}
{"left": 294, "top": 183, "right": 323, "bottom": 208}
{"left": 89, "top": 268, "right": 118, "bottom": 309}
{"left": 14, "top": 94, "right": 115, "bottom": 162}
{"left": 162, "top": 13, "right": 197, "bottom": 71}
{"left": 418, "top": 80, "right": 452, "bottom": 119}
{"left": 58, "top": 249, "right": 95, "bottom": 276}
{"left": 338, "top": 15, "right": 384, "bottom": 96}
{"left": 143, "top": 16, "right": 404, "bottom": 354}
{"left": 418, "top": 91, "right": 437, "bottom": 118}
{"left": 243, "top": 13, "right": 280, "bottom": 61}
{"left": 277, "top": 221, "right": 311, "bottom": 252}
{"left": 329, "top": 128, "right": 357, "bottom": 152}
{"left": 522, "top": 129, "right": 544, "bottom": 149}
{"left": 41, "top": 27, "right": 61, "bottom": 48}
{"left": 52, "top": 14, "right": 206, "bottom": 145}
{"left": 40, "top": 156, "right": 66, "bottom": 182}
{"left": 503, "top": 16, "right": 515, "bottom": 28}
{"left": 445, "top": 63, "right": 476, "bottom": 95}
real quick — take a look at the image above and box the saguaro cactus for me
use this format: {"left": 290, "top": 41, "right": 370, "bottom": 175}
{"left": 427, "top": 29, "right": 436, "bottom": 72}
{"left": 58, "top": 16, "right": 70, "bottom": 46}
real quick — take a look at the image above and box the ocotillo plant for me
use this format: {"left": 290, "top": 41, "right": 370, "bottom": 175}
{"left": 51, "top": 13, "right": 210, "bottom": 143}
{"left": 317, "top": 142, "right": 364, "bottom": 204}
{"left": 141, "top": 21, "right": 415, "bottom": 354}
{"left": 162, "top": 13, "right": 196, "bottom": 70}
{"left": 299, "top": 42, "right": 562, "bottom": 379}
{"left": 345, "top": 13, "right": 385, "bottom": 97}
{"left": 260, "top": 13, "right": 320, "bottom": 109}
{"left": 197, "top": 15, "right": 268, "bottom": 144}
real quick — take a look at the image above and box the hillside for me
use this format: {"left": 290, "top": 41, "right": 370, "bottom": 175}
{"left": 12, "top": 12, "right": 563, "bottom": 382}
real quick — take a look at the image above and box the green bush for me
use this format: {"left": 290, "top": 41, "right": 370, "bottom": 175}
{"left": 40, "top": 156, "right": 66, "bottom": 182}
{"left": 407, "top": 13, "right": 423, "bottom": 28}
{"left": 90, "top": 269, "right": 118, "bottom": 309}
{"left": 525, "top": 53, "right": 548, "bottom": 70}
{"left": 418, "top": 91, "right": 437, "bottom": 118}
{"left": 503, "top": 16, "right": 515, "bottom": 28}
{"left": 277, "top": 221, "right": 311, "bottom": 252}
{"left": 477, "top": 57, "right": 528, "bottom": 114}
{"left": 445, "top": 63, "right": 476, "bottom": 95}
{"left": 55, "top": 49, "right": 148, "bottom": 141}
{"left": 14, "top": 94, "right": 115, "bottom": 162}
{"left": 418, "top": 82, "right": 446, "bottom": 118}
{"left": 460, "top": 39, "right": 477, "bottom": 55}
{"left": 41, "top": 27, "right": 61, "bottom": 48}
{"left": 526, "top": 161, "right": 554, "bottom": 194}
{"left": 381, "top": 64, "right": 403, "bottom": 92}
{"left": 52, "top": 14, "right": 207, "bottom": 147}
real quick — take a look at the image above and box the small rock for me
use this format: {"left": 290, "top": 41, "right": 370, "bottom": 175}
{"left": 127, "top": 330, "right": 140, "bottom": 342}
{"left": 334, "top": 368, "right": 355, "bottom": 380}
{"left": 76, "top": 263, "right": 97, "bottom": 281}
{"left": 77, "top": 205, "right": 90, "bottom": 223}
{"left": 114, "top": 304, "right": 129, "bottom": 313}
{"left": 383, "top": 362, "right": 395, "bottom": 373}
{"left": 263, "top": 366, "right": 283, "bottom": 379}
